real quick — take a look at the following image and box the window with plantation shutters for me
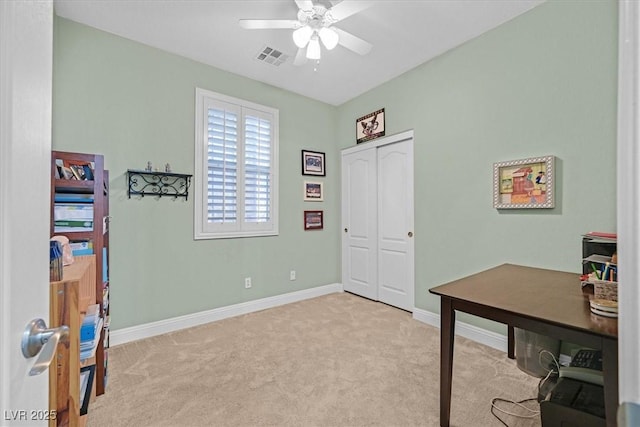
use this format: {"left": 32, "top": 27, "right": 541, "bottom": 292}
{"left": 195, "top": 88, "right": 278, "bottom": 239}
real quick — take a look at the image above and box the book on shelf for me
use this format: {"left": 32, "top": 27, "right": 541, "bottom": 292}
{"left": 80, "top": 314, "right": 100, "bottom": 341}
{"left": 54, "top": 220, "right": 93, "bottom": 228}
{"left": 54, "top": 203, "right": 94, "bottom": 220}
{"left": 80, "top": 323, "right": 98, "bottom": 341}
{"left": 82, "top": 303, "right": 99, "bottom": 321}
{"left": 54, "top": 204, "right": 93, "bottom": 232}
{"left": 55, "top": 226, "right": 94, "bottom": 232}
{"left": 54, "top": 192, "right": 94, "bottom": 203}
{"left": 55, "top": 159, "right": 95, "bottom": 181}
{"left": 55, "top": 225, "right": 93, "bottom": 232}
{"left": 103, "top": 328, "right": 109, "bottom": 349}
{"left": 103, "top": 287, "right": 109, "bottom": 305}
{"left": 70, "top": 240, "right": 93, "bottom": 256}
{"left": 57, "top": 165, "right": 76, "bottom": 180}
{"left": 102, "top": 247, "right": 108, "bottom": 283}
{"left": 80, "top": 317, "right": 104, "bottom": 361}
{"left": 70, "top": 165, "right": 86, "bottom": 180}
{"left": 82, "top": 164, "right": 95, "bottom": 180}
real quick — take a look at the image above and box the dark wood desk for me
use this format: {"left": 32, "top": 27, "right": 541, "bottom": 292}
{"left": 429, "top": 263, "right": 618, "bottom": 427}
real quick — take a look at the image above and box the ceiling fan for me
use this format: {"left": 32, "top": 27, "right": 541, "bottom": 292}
{"left": 239, "top": 0, "right": 373, "bottom": 65}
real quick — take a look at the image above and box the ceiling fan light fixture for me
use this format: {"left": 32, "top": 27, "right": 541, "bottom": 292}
{"left": 306, "top": 36, "right": 321, "bottom": 60}
{"left": 293, "top": 25, "right": 313, "bottom": 48}
{"left": 318, "top": 27, "right": 339, "bottom": 50}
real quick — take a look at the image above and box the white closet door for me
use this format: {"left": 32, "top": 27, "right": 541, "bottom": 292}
{"left": 341, "top": 148, "right": 378, "bottom": 301}
{"left": 377, "top": 140, "right": 414, "bottom": 311}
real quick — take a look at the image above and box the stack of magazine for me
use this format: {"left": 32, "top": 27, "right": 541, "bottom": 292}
{"left": 54, "top": 202, "right": 94, "bottom": 232}
{"left": 80, "top": 304, "right": 103, "bottom": 361}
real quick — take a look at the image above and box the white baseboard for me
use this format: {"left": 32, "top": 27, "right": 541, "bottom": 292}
{"left": 110, "top": 285, "right": 506, "bottom": 352}
{"left": 412, "top": 307, "right": 507, "bottom": 353}
{"left": 110, "top": 283, "right": 344, "bottom": 346}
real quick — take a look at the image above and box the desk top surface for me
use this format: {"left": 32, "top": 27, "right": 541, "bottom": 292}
{"left": 430, "top": 263, "right": 617, "bottom": 339}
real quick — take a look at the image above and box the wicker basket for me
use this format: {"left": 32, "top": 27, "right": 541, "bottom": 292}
{"left": 593, "top": 279, "right": 618, "bottom": 302}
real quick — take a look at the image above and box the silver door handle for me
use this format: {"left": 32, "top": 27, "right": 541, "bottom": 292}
{"left": 21, "top": 318, "right": 69, "bottom": 376}
{"left": 408, "top": 231, "right": 413, "bottom": 237}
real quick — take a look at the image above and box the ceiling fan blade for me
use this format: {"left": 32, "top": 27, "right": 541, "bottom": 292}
{"left": 239, "top": 19, "right": 299, "bottom": 30}
{"left": 294, "top": 0, "right": 314, "bottom": 11}
{"left": 327, "top": 1, "right": 373, "bottom": 23}
{"left": 293, "top": 48, "right": 308, "bottom": 66}
{"left": 333, "top": 27, "right": 372, "bottom": 56}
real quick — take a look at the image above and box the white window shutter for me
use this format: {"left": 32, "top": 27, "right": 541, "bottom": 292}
{"left": 243, "top": 111, "right": 272, "bottom": 225}
{"left": 195, "top": 88, "right": 278, "bottom": 239}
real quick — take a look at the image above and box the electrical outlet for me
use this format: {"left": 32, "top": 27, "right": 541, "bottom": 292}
{"left": 244, "top": 277, "right": 252, "bottom": 288}
{"left": 289, "top": 270, "right": 296, "bottom": 281}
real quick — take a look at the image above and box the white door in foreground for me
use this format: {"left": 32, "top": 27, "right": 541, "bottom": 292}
{"left": 0, "top": 1, "right": 54, "bottom": 425}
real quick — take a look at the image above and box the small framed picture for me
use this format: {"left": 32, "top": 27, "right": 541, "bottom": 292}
{"left": 304, "top": 210, "right": 323, "bottom": 230}
{"left": 303, "top": 181, "right": 323, "bottom": 201}
{"left": 356, "top": 108, "right": 385, "bottom": 144}
{"left": 301, "top": 150, "right": 325, "bottom": 176}
{"left": 493, "top": 155, "right": 555, "bottom": 209}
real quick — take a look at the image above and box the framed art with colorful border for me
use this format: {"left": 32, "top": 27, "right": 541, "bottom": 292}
{"left": 493, "top": 155, "right": 555, "bottom": 209}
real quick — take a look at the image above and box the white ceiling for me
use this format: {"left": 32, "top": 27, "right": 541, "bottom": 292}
{"left": 53, "top": 0, "right": 544, "bottom": 106}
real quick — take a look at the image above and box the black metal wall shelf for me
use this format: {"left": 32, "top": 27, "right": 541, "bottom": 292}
{"left": 127, "top": 170, "right": 193, "bottom": 200}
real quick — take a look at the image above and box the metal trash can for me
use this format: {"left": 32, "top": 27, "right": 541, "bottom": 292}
{"left": 515, "top": 328, "right": 561, "bottom": 377}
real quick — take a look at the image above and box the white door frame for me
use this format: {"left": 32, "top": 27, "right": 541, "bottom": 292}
{"left": 617, "top": 0, "right": 640, "bottom": 409}
{"left": 0, "top": 1, "right": 53, "bottom": 424}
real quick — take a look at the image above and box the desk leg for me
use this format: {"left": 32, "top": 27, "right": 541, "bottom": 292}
{"left": 507, "top": 325, "right": 515, "bottom": 359}
{"left": 602, "top": 337, "right": 618, "bottom": 427}
{"left": 440, "top": 297, "right": 455, "bottom": 427}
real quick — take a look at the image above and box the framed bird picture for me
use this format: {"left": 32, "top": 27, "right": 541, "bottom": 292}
{"left": 356, "top": 108, "right": 385, "bottom": 144}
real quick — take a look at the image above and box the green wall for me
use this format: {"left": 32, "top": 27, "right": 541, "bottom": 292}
{"left": 53, "top": 18, "right": 340, "bottom": 330}
{"left": 53, "top": 0, "right": 618, "bottom": 335}
{"left": 336, "top": 0, "right": 617, "bottom": 332}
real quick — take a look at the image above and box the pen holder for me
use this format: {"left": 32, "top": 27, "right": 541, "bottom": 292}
{"left": 593, "top": 279, "right": 618, "bottom": 302}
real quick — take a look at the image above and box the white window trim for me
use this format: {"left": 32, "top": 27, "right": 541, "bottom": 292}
{"left": 194, "top": 87, "right": 279, "bottom": 239}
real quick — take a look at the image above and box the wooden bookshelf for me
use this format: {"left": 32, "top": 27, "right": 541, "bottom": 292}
{"left": 49, "top": 255, "right": 96, "bottom": 427}
{"left": 51, "top": 150, "right": 110, "bottom": 397}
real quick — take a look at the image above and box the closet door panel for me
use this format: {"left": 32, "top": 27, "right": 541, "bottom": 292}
{"left": 341, "top": 148, "right": 378, "bottom": 300}
{"left": 377, "top": 140, "right": 414, "bottom": 311}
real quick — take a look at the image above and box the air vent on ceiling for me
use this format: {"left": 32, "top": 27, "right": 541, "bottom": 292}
{"left": 255, "top": 46, "right": 289, "bottom": 67}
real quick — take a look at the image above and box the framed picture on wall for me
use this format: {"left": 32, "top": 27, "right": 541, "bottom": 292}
{"left": 356, "top": 108, "right": 385, "bottom": 144}
{"left": 302, "top": 150, "right": 326, "bottom": 176}
{"left": 304, "top": 210, "right": 323, "bottom": 230}
{"left": 303, "top": 181, "right": 324, "bottom": 201}
{"left": 493, "top": 155, "right": 555, "bottom": 209}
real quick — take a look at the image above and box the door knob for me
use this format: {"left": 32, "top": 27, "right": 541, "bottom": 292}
{"left": 344, "top": 228, "right": 348, "bottom": 233}
{"left": 408, "top": 231, "right": 413, "bottom": 237}
{"left": 21, "top": 318, "right": 69, "bottom": 376}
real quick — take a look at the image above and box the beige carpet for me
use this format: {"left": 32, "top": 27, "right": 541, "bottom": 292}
{"left": 88, "top": 292, "right": 542, "bottom": 427}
